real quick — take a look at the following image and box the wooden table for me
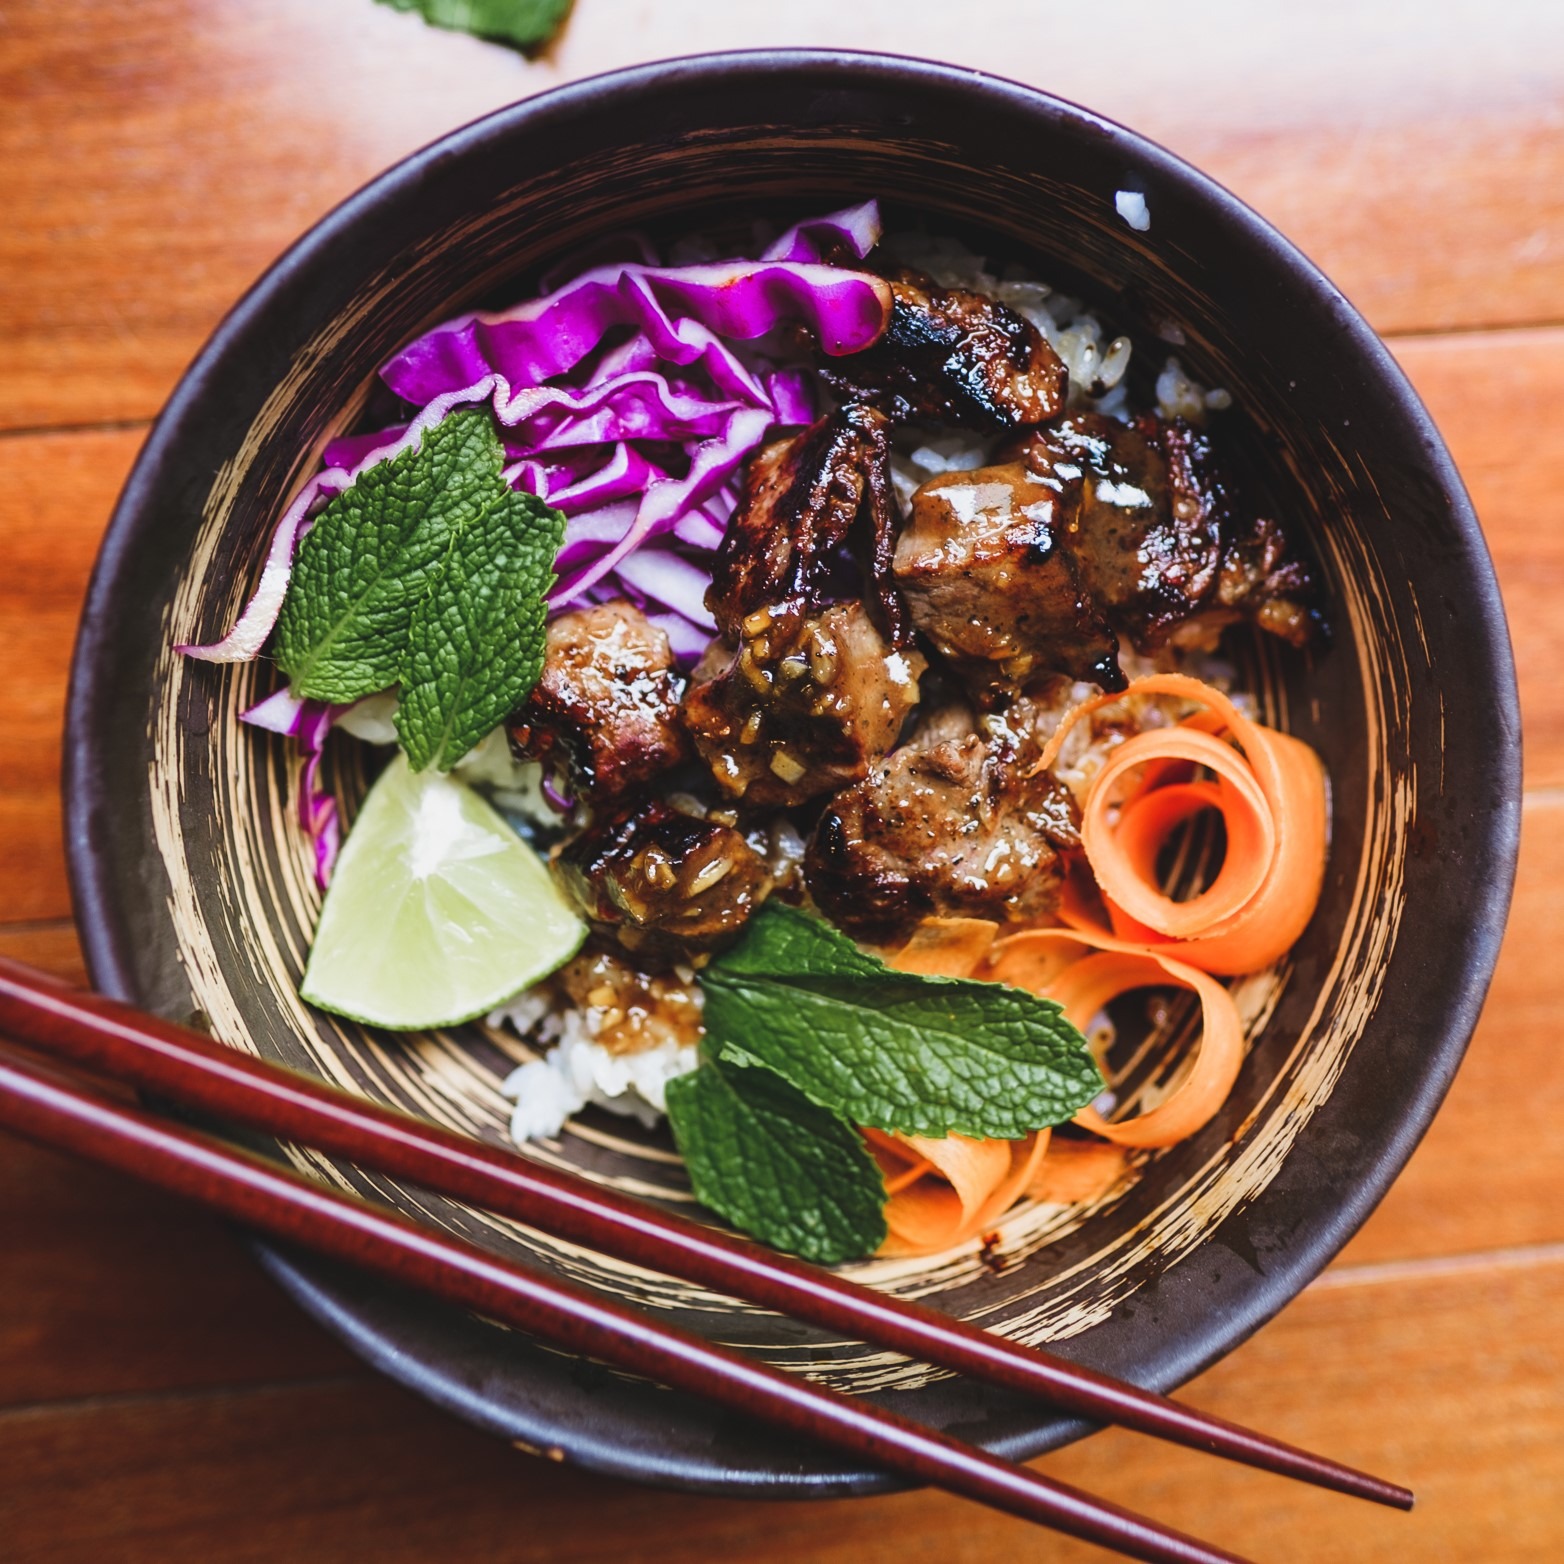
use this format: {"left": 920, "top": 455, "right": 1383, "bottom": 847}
{"left": 3, "top": 2, "right": 1561, "bottom": 1557}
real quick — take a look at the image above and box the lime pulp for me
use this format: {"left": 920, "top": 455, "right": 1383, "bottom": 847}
{"left": 300, "top": 754, "right": 585, "bottom": 1030}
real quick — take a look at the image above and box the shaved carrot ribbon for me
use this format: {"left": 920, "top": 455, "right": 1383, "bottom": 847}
{"left": 886, "top": 915, "right": 1000, "bottom": 978}
{"left": 1036, "top": 674, "right": 1328, "bottom": 977}
{"left": 985, "top": 928, "right": 1246, "bottom": 1148}
{"left": 869, "top": 1128, "right": 1052, "bottom": 1257}
{"left": 869, "top": 910, "right": 1247, "bottom": 1251}
{"left": 862, "top": 668, "right": 1326, "bottom": 1256}
{"left": 1026, "top": 1137, "right": 1131, "bottom": 1205}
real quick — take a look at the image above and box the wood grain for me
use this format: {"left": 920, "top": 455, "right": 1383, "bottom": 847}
{"left": 2, "top": 1, "right": 1560, "bottom": 1556}
{"left": 0, "top": 924, "right": 89, "bottom": 988}
{"left": 0, "top": 427, "right": 144, "bottom": 921}
{"left": 0, "top": 1131, "right": 353, "bottom": 1406}
{"left": 1393, "top": 328, "right": 1564, "bottom": 787}
{"left": 3, "top": 0, "right": 1564, "bottom": 429}
{"left": 1338, "top": 798, "right": 1564, "bottom": 1266}
{"left": 2, "top": 1253, "right": 1558, "bottom": 1563}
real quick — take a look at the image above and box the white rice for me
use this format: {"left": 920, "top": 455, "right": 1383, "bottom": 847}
{"left": 492, "top": 990, "right": 700, "bottom": 1142}
{"left": 1115, "top": 190, "right": 1151, "bottom": 232}
{"left": 1155, "top": 356, "right": 1233, "bottom": 420}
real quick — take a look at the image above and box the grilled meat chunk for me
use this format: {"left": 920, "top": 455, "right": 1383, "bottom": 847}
{"left": 509, "top": 602, "right": 689, "bottom": 805}
{"left": 805, "top": 708, "right": 1081, "bottom": 940}
{"left": 681, "top": 601, "right": 925, "bottom": 809}
{"left": 1017, "top": 413, "right": 1318, "bottom": 653}
{"left": 898, "top": 412, "right": 1318, "bottom": 698}
{"left": 552, "top": 798, "right": 772, "bottom": 958}
{"left": 893, "top": 461, "right": 1123, "bottom": 697}
{"left": 820, "top": 270, "right": 1067, "bottom": 432}
{"left": 707, "top": 404, "right": 907, "bottom": 645}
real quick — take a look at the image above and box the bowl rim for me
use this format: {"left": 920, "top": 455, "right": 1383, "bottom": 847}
{"left": 65, "top": 46, "right": 1522, "bottom": 1495}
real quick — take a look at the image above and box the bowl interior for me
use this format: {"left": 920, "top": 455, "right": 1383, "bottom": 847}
{"left": 66, "top": 54, "right": 1518, "bottom": 1492}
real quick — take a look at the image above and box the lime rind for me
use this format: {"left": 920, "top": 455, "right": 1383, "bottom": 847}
{"left": 300, "top": 754, "right": 585, "bottom": 1031}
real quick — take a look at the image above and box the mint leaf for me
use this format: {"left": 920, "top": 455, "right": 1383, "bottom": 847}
{"left": 395, "top": 487, "right": 563, "bottom": 771}
{"left": 275, "top": 412, "right": 505, "bottom": 703}
{"left": 702, "top": 905, "right": 1104, "bottom": 1141}
{"left": 272, "top": 408, "right": 564, "bottom": 771}
{"left": 375, "top": 0, "right": 573, "bottom": 52}
{"left": 712, "top": 902, "right": 884, "bottom": 982}
{"left": 666, "top": 1057, "right": 887, "bottom": 1264}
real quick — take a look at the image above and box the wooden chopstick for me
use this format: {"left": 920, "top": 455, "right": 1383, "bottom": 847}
{"left": 0, "top": 1041, "right": 1251, "bottom": 1564}
{"left": 0, "top": 957, "right": 1413, "bottom": 1515}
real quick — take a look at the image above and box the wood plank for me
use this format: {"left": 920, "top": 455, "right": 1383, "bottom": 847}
{"left": 1393, "top": 327, "right": 1564, "bottom": 788}
{"left": 0, "top": 923, "right": 88, "bottom": 988}
{"left": 0, "top": 427, "right": 143, "bottom": 921}
{"left": 4, "top": 0, "right": 1564, "bottom": 429}
{"left": 1339, "top": 798, "right": 1564, "bottom": 1265}
{"left": 0, "top": 1129, "right": 353, "bottom": 1408}
{"left": 1, "top": 1252, "right": 1558, "bottom": 1562}
{"left": 0, "top": 921, "right": 353, "bottom": 1406}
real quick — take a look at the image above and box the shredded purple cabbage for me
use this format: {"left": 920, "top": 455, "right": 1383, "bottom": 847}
{"left": 188, "top": 203, "right": 886, "bottom": 866}
{"left": 185, "top": 201, "right": 881, "bottom": 666}
{"left": 240, "top": 689, "right": 342, "bottom": 888}
{"left": 379, "top": 254, "right": 888, "bottom": 406}
{"left": 762, "top": 202, "right": 885, "bottom": 264}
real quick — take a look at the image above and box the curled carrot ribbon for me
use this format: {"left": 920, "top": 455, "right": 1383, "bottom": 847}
{"left": 1038, "top": 674, "right": 1328, "bottom": 977}
{"left": 985, "top": 927, "right": 1246, "bottom": 1148}
{"left": 869, "top": 1128, "right": 1051, "bottom": 1257}
{"left": 872, "top": 918, "right": 1050, "bottom": 1256}
{"left": 864, "top": 678, "right": 1327, "bottom": 1255}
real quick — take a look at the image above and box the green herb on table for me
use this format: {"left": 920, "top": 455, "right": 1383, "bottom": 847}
{"left": 274, "top": 409, "right": 563, "bottom": 771}
{"left": 374, "top": 0, "right": 574, "bottom": 53}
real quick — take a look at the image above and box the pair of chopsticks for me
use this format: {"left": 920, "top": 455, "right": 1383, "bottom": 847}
{"left": 0, "top": 957, "right": 1409, "bottom": 1562}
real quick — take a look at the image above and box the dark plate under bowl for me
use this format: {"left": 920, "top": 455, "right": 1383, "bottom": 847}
{"left": 65, "top": 51, "right": 1519, "bottom": 1495}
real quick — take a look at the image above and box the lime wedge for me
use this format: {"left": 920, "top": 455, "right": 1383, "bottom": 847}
{"left": 301, "top": 754, "right": 585, "bottom": 1030}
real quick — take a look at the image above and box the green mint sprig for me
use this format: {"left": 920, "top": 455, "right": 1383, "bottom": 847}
{"left": 273, "top": 410, "right": 563, "bottom": 771}
{"left": 396, "top": 481, "right": 560, "bottom": 771}
{"left": 703, "top": 905, "right": 1104, "bottom": 1142}
{"left": 665, "top": 1056, "right": 887, "bottom": 1265}
{"left": 666, "top": 905, "right": 1104, "bottom": 1262}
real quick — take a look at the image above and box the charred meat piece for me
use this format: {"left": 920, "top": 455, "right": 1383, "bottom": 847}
{"left": 1023, "top": 413, "right": 1223, "bottom": 653}
{"left": 707, "top": 404, "right": 907, "bottom": 645}
{"left": 1019, "top": 412, "right": 1318, "bottom": 653}
{"left": 893, "top": 461, "right": 1123, "bottom": 698}
{"left": 820, "top": 270, "right": 1067, "bottom": 432}
{"left": 897, "top": 412, "right": 1318, "bottom": 699}
{"left": 806, "top": 708, "right": 1082, "bottom": 940}
{"left": 509, "top": 602, "right": 690, "bottom": 806}
{"left": 681, "top": 601, "right": 926, "bottom": 810}
{"left": 553, "top": 798, "right": 772, "bottom": 958}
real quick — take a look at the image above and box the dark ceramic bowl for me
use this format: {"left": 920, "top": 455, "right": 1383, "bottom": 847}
{"left": 66, "top": 51, "right": 1519, "bottom": 1495}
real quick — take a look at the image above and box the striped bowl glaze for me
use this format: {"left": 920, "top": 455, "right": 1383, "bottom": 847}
{"left": 66, "top": 52, "right": 1519, "bottom": 1494}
